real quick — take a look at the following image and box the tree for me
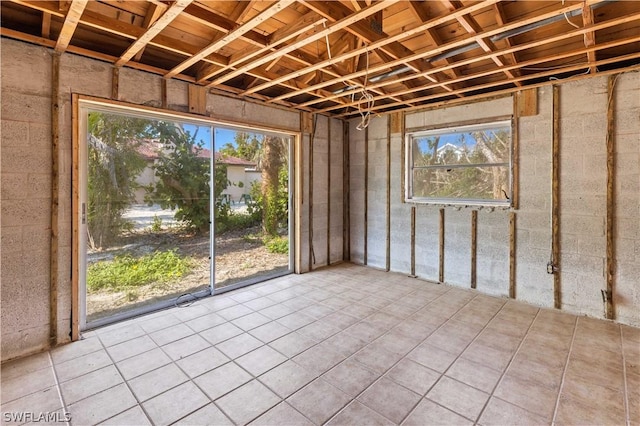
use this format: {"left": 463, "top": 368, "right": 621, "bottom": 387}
{"left": 219, "top": 132, "right": 260, "bottom": 161}
{"left": 86, "top": 112, "right": 148, "bottom": 249}
{"left": 256, "top": 136, "right": 288, "bottom": 236}
{"left": 150, "top": 122, "right": 229, "bottom": 233}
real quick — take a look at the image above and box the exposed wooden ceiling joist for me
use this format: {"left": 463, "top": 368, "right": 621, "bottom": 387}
{"left": 2, "top": 0, "right": 638, "bottom": 117}
{"left": 319, "top": 10, "right": 640, "bottom": 113}
{"left": 116, "top": 0, "right": 191, "bottom": 66}
{"left": 54, "top": 0, "right": 88, "bottom": 52}
{"left": 165, "top": 0, "right": 296, "bottom": 79}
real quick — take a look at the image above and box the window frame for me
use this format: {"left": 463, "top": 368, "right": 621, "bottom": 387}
{"left": 404, "top": 117, "right": 514, "bottom": 207}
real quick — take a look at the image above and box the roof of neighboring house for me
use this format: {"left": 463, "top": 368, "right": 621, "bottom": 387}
{"left": 135, "top": 140, "right": 256, "bottom": 167}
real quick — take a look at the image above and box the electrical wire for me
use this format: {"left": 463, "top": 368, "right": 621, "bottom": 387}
{"left": 561, "top": 0, "right": 581, "bottom": 29}
{"left": 323, "top": 22, "right": 332, "bottom": 60}
{"left": 355, "top": 45, "right": 375, "bottom": 131}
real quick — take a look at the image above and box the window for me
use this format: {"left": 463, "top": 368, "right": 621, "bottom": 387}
{"left": 406, "top": 119, "right": 512, "bottom": 206}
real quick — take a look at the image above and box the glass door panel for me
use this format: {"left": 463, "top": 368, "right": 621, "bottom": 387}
{"left": 82, "top": 109, "right": 213, "bottom": 325}
{"left": 213, "top": 129, "right": 292, "bottom": 290}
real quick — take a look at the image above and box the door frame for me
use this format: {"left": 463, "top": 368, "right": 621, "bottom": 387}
{"left": 72, "top": 94, "right": 301, "bottom": 338}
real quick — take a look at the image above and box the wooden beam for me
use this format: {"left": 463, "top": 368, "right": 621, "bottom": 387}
{"left": 229, "top": 0, "right": 257, "bottom": 23}
{"left": 133, "top": 3, "right": 166, "bottom": 62}
{"left": 439, "top": 208, "right": 445, "bottom": 283}
{"left": 327, "top": 117, "right": 331, "bottom": 265}
{"left": 605, "top": 74, "right": 618, "bottom": 320}
{"left": 442, "top": 0, "right": 521, "bottom": 87}
{"left": 318, "top": 12, "right": 640, "bottom": 112}
{"left": 54, "top": 0, "right": 88, "bottom": 52}
{"left": 116, "top": 0, "right": 192, "bottom": 67}
{"left": 207, "top": 1, "right": 401, "bottom": 87}
{"left": 188, "top": 84, "right": 207, "bottom": 115}
{"left": 512, "top": 94, "right": 520, "bottom": 211}
{"left": 343, "top": 121, "right": 350, "bottom": 261}
{"left": 111, "top": 66, "right": 119, "bottom": 100}
{"left": 552, "top": 85, "right": 561, "bottom": 310}
{"left": 161, "top": 78, "right": 168, "bottom": 109}
{"left": 407, "top": 1, "right": 459, "bottom": 81}
{"left": 516, "top": 88, "right": 537, "bottom": 117}
{"left": 50, "top": 53, "right": 61, "bottom": 347}
{"left": 42, "top": 11, "right": 52, "bottom": 38}
{"left": 295, "top": 0, "right": 456, "bottom": 94}
{"left": 410, "top": 206, "right": 416, "bottom": 276}
{"left": 308, "top": 114, "right": 315, "bottom": 270}
{"left": 337, "top": 46, "right": 640, "bottom": 117}
{"left": 509, "top": 212, "right": 516, "bottom": 299}
{"left": 582, "top": 3, "right": 597, "bottom": 73}
{"left": 71, "top": 94, "right": 80, "bottom": 341}
{"left": 280, "top": 0, "right": 595, "bottom": 108}
{"left": 166, "top": 0, "right": 295, "bottom": 79}
{"left": 364, "top": 125, "right": 369, "bottom": 266}
{"left": 471, "top": 210, "right": 477, "bottom": 289}
{"left": 493, "top": 2, "right": 521, "bottom": 77}
{"left": 386, "top": 116, "right": 391, "bottom": 272}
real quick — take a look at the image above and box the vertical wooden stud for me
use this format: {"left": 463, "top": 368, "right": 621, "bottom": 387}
{"left": 308, "top": 115, "right": 315, "bottom": 270}
{"left": 363, "top": 125, "right": 369, "bottom": 266}
{"left": 512, "top": 96, "right": 520, "bottom": 210}
{"left": 552, "top": 85, "right": 561, "bottom": 309}
{"left": 294, "top": 131, "right": 302, "bottom": 274}
{"left": 161, "top": 78, "right": 168, "bottom": 109}
{"left": 509, "top": 211, "right": 517, "bottom": 299}
{"left": 71, "top": 94, "right": 80, "bottom": 341}
{"left": 410, "top": 206, "right": 416, "bottom": 277}
{"left": 605, "top": 74, "right": 617, "bottom": 320}
{"left": 386, "top": 116, "right": 391, "bottom": 271}
{"left": 400, "top": 112, "right": 406, "bottom": 203}
{"left": 343, "top": 121, "right": 350, "bottom": 261}
{"left": 439, "top": 208, "right": 445, "bottom": 283}
{"left": 50, "top": 53, "right": 60, "bottom": 347}
{"left": 188, "top": 85, "right": 207, "bottom": 115}
{"left": 111, "top": 66, "right": 119, "bottom": 100}
{"left": 471, "top": 210, "right": 477, "bottom": 289}
{"left": 327, "top": 117, "right": 331, "bottom": 265}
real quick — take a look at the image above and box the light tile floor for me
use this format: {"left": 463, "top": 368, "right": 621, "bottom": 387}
{"left": 2, "top": 264, "right": 639, "bottom": 425}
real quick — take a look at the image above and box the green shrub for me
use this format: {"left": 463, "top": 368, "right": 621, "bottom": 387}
{"left": 151, "top": 215, "right": 163, "bottom": 232}
{"left": 87, "top": 250, "right": 192, "bottom": 292}
{"left": 216, "top": 212, "right": 260, "bottom": 234}
{"left": 264, "top": 235, "right": 288, "bottom": 254}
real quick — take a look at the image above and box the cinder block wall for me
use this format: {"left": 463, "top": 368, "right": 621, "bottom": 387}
{"left": 350, "top": 71, "right": 640, "bottom": 327}
{"left": 0, "top": 38, "right": 343, "bottom": 361}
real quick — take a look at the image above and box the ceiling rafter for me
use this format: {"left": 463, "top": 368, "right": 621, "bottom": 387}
{"left": 54, "top": 0, "right": 88, "bottom": 52}
{"left": 197, "top": 10, "right": 324, "bottom": 83}
{"left": 317, "top": 10, "right": 640, "bottom": 113}
{"left": 339, "top": 50, "right": 640, "bottom": 118}
{"left": 228, "top": 0, "right": 257, "bottom": 24}
{"left": 283, "top": 0, "right": 457, "bottom": 94}
{"left": 115, "top": 0, "right": 192, "bottom": 67}
{"left": 42, "top": 11, "right": 51, "bottom": 38}
{"left": 259, "top": 0, "right": 502, "bottom": 104}
{"left": 493, "top": 2, "right": 521, "bottom": 79}
{"left": 407, "top": 1, "right": 460, "bottom": 81}
{"left": 442, "top": 0, "right": 522, "bottom": 87}
{"left": 582, "top": 3, "right": 597, "bottom": 73}
{"left": 165, "top": 0, "right": 296, "bottom": 79}
{"left": 133, "top": 2, "right": 166, "bottom": 62}
{"left": 207, "top": 0, "right": 399, "bottom": 88}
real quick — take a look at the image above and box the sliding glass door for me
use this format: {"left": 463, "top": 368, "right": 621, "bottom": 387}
{"left": 77, "top": 100, "right": 293, "bottom": 330}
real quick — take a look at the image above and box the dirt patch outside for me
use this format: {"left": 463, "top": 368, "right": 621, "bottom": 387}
{"left": 87, "top": 225, "right": 288, "bottom": 322}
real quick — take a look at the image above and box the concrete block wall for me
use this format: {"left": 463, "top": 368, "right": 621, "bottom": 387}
{"left": 1, "top": 38, "right": 337, "bottom": 361}
{"left": 303, "top": 115, "right": 345, "bottom": 272}
{"left": 350, "top": 71, "right": 640, "bottom": 327}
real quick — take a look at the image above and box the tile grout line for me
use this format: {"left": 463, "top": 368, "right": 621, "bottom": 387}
{"left": 549, "top": 314, "right": 579, "bottom": 425}
{"left": 472, "top": 307, "right": 543, "bottom": 425}
{"left": 96, "top": 333, "right": 156, "bottom": 426}
{"left": 47, "top": 351, "right": 70, "bottom": 426}
{"left": 619, "top": 326, "right": 630, "bottom": 426}
{"left": 325, "top": 291, "right": 494, "bottom": 426}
